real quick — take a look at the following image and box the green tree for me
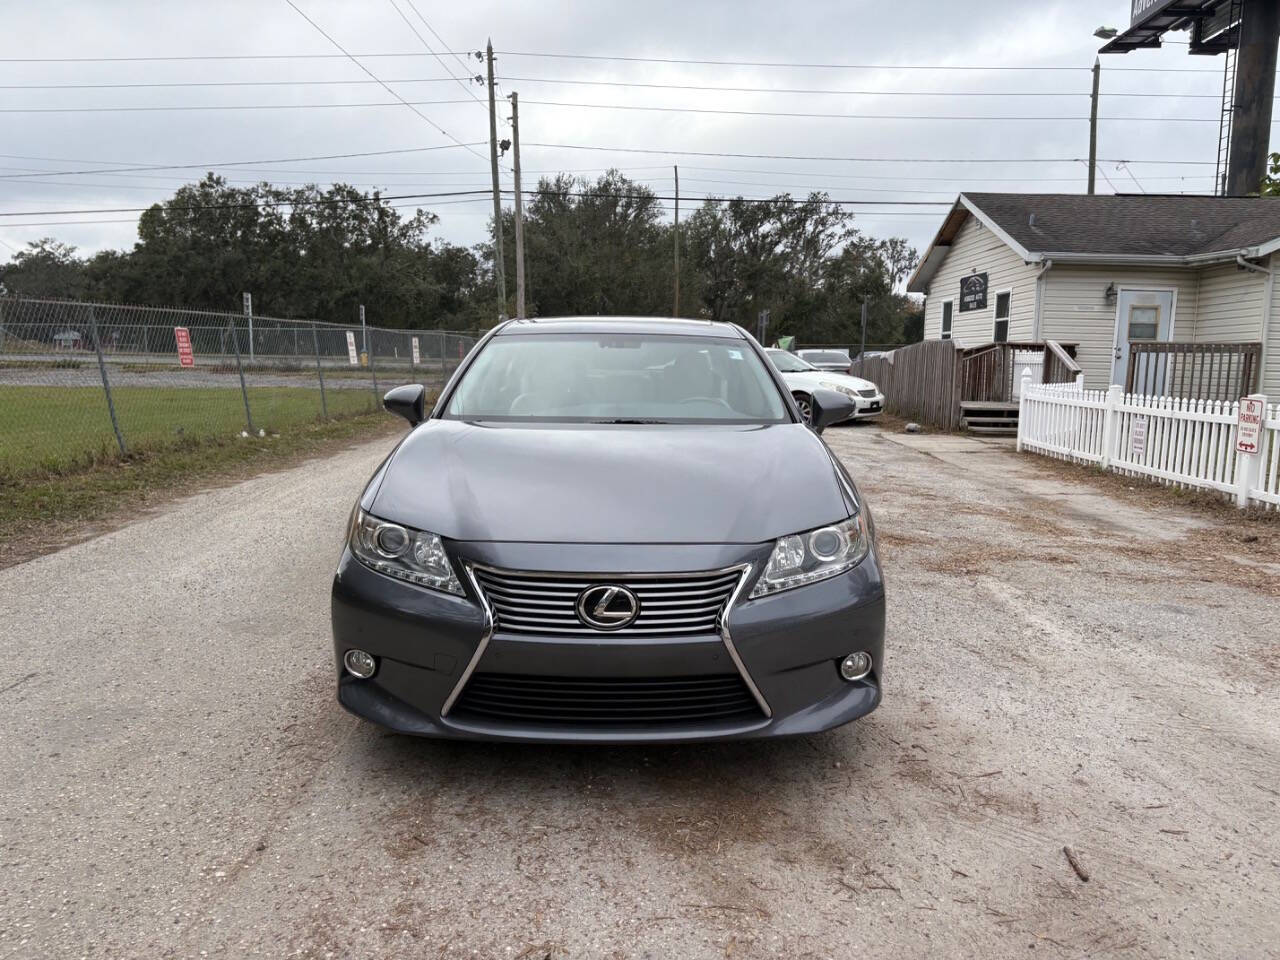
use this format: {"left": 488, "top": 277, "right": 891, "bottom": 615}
{"left": 496, "top": 170, "right": 677, "bottom": 318}
{"left": 0, "top": 239, "right": 88, "bottom": 298}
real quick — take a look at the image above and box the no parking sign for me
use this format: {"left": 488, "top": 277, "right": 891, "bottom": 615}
{"left": 1236, "top": 396, "right": 1265, "bottom": 455}
{"left": 174, "top": 326, "right": 194, "bottom": 367}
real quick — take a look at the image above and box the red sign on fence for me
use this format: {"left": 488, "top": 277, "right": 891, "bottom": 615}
{"left": 1236, "top": 396, "right": 1265, "bottom": 454}
{"left": 174, "top": 326, "right": 194, "bottom": 367}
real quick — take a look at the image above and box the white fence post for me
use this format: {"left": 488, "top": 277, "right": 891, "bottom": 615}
{"left": 1234, "top": 393, "right": 1268, "bottom": 508}
{"left": 1099, "top": 384, "right": 1122, "bottom": 470}
{"left": 1016, "top": 369, "right": 1032, "bottom": 452}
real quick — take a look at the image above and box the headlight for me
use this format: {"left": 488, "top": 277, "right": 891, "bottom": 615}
{"left": 349, "top": 510, "right": 464, "bottom": 596}
{"left": 750, "top": 514, "right": 870, "bottom": 598}
{"left": 818, "top": 380, "right": 858, "bottom": 398}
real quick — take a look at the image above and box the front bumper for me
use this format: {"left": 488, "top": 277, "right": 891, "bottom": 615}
{"left": 330, "top": 542, "right": 885, "bottom": 743}
{"left": 847, "top": 394, "right": 884, "bottom": 419}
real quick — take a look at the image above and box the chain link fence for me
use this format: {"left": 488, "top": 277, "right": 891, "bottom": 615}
{"left": 0, "top": 295, "right": 479, "bottom": 478}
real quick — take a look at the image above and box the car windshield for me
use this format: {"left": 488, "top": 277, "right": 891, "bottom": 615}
{"left": 444, "top": 332, "right": 790, "bottom": 423}
{"left": 767, "top": 350, "right": 815, "bottom": 373}
{"left": 802, "top": 351, "right": 851, "bottom": 364}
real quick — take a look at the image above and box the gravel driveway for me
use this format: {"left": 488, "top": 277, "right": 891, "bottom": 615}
{"left": 2, "top": 425, "right": 1277, "bottom": 959}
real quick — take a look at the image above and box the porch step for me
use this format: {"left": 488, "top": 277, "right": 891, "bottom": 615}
{"left": 960, "top": 400, "right": 1019, "bottom": 435}
{"left": 958, "top": 400, "right": 1020, "bottom": 412}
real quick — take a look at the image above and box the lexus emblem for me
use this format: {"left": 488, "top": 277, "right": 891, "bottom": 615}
{"left": 576, "top": 584, "right": 640, "bottom": 630}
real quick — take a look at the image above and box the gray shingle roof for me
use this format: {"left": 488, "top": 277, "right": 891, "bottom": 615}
{"left": 962, "top": 193, "right": 1280, "bottom": 257}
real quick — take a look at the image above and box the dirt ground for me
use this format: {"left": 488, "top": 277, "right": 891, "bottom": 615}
{"left": 1, "top": 423, "right": 1277, "bottom": 959}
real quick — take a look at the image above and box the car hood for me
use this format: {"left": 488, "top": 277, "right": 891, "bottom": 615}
{"left": 369, "top": 419, "right": 853, "bottom": 544}
{"left": 781, "top": 370, "right": 879, "bottom": 393}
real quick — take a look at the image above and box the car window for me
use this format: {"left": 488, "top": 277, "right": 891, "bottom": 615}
{"left": 802, "top": 351, "right": 851, "bottom": 364}
{"left": 445, "top": 333, "right": 790, "bottom": 423}
{"left": 766, "top": 350, "right": 814, "bottom": 373}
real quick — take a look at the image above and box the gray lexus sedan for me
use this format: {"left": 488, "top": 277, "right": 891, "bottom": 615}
{"left": 331, "top": 317, "right": 885, "bottom": 743}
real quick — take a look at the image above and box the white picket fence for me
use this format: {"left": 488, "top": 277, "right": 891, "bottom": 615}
{"left": 1017, "top": 373, "right": 1280, "bottom": 509}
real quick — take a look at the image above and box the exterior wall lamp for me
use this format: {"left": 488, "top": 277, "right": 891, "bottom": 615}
{"left": 1104, "top": 282, "right": 1117, "bottom": 306}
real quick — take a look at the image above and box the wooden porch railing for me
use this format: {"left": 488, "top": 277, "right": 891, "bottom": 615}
{"left": 958, "top": 341, "right": 1079, "bottom": 404}
{"left": 1044, "top": 340, "right": 1082, "bottom": 384}
{"left": 1126, "top": 341, "right": 1261, "bottom": 403}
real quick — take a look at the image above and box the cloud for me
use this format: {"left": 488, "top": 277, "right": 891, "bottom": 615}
{"left": 0, "top": 0, "right": 1232, "bottom": 270}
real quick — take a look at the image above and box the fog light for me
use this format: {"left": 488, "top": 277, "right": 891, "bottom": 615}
{"left": 344, "top": 648, "right": 377, "bottom": 679}
{"left": 839, "top": 652, "right": 872, "bottom": 682}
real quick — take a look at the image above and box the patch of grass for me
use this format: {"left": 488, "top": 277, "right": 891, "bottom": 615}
{"left": 0, "top": 411, "right": 404, "bottom": 569}
{"left": 2, "top": 384, "right": 377, "bottom": 477}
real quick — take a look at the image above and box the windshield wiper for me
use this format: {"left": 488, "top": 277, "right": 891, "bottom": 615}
{"left": 586, "top": 417, "right": 672, "bottom": 424}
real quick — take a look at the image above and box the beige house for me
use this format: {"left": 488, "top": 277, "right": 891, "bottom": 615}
{"left": 907, "top": 194, "right": 1280, "bottom": 397}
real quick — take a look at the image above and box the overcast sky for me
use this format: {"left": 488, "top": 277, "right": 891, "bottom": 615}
{"left": 0, "top": 0, "right": 1253, "bottom": 269}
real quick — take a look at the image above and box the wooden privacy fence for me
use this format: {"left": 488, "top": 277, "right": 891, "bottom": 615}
{"left": 1126, "top": 341, "right": 1261, "bottom": 402}
{"left": 1018, "top": 378, "right": 1280, "bottom": 509}
{"left": 849, "top": 340, "right": 1079, "bottom": 430}
{"left": 849, "top": 339, "right": 963, "bottom": 429}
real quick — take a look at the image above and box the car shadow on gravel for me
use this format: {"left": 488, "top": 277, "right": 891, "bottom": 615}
{"left": 336, "top": 716, "right": 898, "bottom": 871}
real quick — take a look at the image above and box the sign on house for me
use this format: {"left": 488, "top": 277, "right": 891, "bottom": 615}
{"left": 1236, "top": 396, "right": 1265, "bottom": 454}
{"left": 959, "top": 272, "right": 988, "bottom": 312}
{"left": 173, "top": 326, "right": 194, "bottom": 368}
{"left": 345, "top": 331, "right": 358, "bottom": 365}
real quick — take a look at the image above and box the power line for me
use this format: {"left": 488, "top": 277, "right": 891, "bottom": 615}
{"left": 0, "top": 189, "right": 495, "bottom": 218}
{"left": 401, "top": 0, "right": 483, "bottom": 82}
{"left": 0, "top": 196, "right": 498, "bottom": 229}
{"left": 0, "top": 99, "right": 475, "bottom": 114}
{"left": 525, "top": 142, "right": 1218, "bottom": 166}
{"left": 491, "top": 50, "right": 1223, "bottom": 73}
{"left": 494, "top": 75, "right": 1220, "bottom": 99}
{"left": 0, "top": 49, "right": 1229, "bottom": 72}
{"left": 0, "top": 77, "right": 1221, "bottom": 99}
{"left": 0, "top": 77, "right": 467, "bottom": 90}
{"left": 386, "top": 0, "right": 484, "bottom": 107}
{"left": 281, "top": 0, "right": 488, "bottom": 165}
{"left": 0, "top": 187, "right": 953, "bottom": 219}
{"left": 0, "top": 143, "right": 485, "bottom": 180}
{"left": 1, "top": 97, "right": 1236, "bottom": 123}
{"left": 516, "top": 98, "right": 1229, "bottom": 123}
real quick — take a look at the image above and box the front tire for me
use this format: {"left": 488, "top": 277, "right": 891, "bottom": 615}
{"left": 793, "top": 392, "right": 813, "bottom": 425}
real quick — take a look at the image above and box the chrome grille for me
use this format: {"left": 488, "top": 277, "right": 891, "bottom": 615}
{"left": 857, "top": 388, "right": 878, "bottom": 398}
{"left": 471, "top": 565, "right": 742, "bottom": 637}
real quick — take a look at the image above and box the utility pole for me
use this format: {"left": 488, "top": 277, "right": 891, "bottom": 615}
{"left": 1088, "top": 57, "right": 1100, "bottom": 195}
{"left": 510, "top": 92, "right": 526, "bottom": 320}
{"left": 485, "top": 40, "right": 506, "bottom": 317}
{"left": 673, "top": 165, "right": 680, "bottom": 317}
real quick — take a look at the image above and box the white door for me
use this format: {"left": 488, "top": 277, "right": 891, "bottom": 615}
{"left": 1112, "top": 289, "right": 1174, "bottom": 387}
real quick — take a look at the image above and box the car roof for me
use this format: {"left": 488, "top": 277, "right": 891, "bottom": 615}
{"left": 494, "top": 316, "right": 746, "bottom": 339}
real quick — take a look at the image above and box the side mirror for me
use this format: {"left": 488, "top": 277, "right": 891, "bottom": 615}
{"left": 383, "top": 384, "right": 426, "bottom": 426}
{"left": 808, "top": 388, "right": 856, "bottom": 435}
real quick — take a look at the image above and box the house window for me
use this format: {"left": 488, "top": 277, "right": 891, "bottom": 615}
{"left": 993, "top": 291, "right": 1011, "bottom": 343}
{"left": 941, "top": 301, "right": 953, "bottom": 340}
{"left": 1128, "top": 305, "right": 1159, "bottom": 341}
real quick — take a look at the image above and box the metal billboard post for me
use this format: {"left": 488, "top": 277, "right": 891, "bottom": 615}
{"left": 311, "top": 322, "right": 328, "bottom": 419}
{"left": 227, "top": 317, "right": 256, "bottom": 434}
{"left": 88, "top": 309, "right": 127, "bottom": 456}
{"left": 243, "top": 292, "right": 253, "bottom": 362}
